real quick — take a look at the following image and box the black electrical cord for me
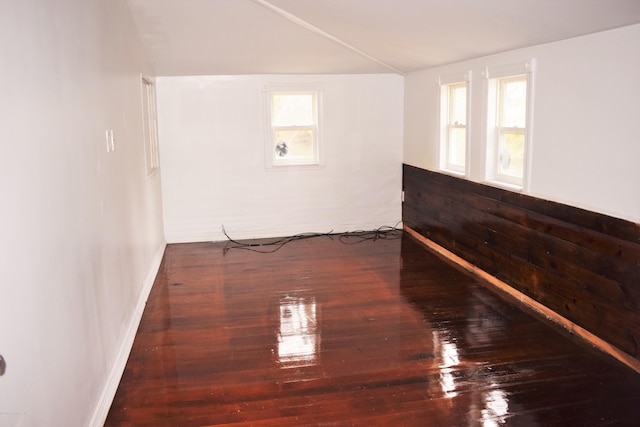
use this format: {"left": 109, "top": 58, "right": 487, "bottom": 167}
{"left": 222, "top": 226, "right": 334, "bottom": 253}
{"left": 221, "top": 222, "right": 402, "bottom": 254}
{"left": 337, "top": 223, "right": 402, "bottom": 245}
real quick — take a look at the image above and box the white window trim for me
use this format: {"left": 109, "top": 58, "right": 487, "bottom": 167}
{"left": 482, "top": 59, "right": 535, "bottom": 192}
{"left": 263, "top": 82, "right": 324, "bottom": 170}
{"left": 141, "top": 75, "right": 160, "bottom": 175}
{"left": 438, "top": 71, "right": 472, "bottom": 177}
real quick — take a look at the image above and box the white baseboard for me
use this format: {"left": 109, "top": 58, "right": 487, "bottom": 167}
{"left": 89, "top": 241, "right": 167, "bottom": 427}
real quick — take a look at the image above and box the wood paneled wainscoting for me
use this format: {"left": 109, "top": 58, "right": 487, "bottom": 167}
{"left": 402, "top": 164, "right": 640, "bottom": 370}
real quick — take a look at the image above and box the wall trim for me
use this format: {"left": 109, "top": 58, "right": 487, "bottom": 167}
{"left": 89, "top": 241, "right": 167, "bottom": 427}
{"left": 404, "top": 225, "right": 640, "bottom": 374}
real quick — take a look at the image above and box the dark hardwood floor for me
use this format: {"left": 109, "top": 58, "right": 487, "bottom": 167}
{"left": 105, "top": 232, "right": 640, "bottom": 426}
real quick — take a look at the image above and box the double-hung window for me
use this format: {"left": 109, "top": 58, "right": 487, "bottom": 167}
{"left": 484, "top": 60, "right": 535, "bottom": 189}
{"left": 439, "top": 72, "right": 471, "bottom": 175}
{"left": 265, "top": 84, "right": 321, "bottom": 168}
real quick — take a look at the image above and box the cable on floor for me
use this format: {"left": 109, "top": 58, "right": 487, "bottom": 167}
{"left": 221, "top": 222, "right": 402, "bottom": 254}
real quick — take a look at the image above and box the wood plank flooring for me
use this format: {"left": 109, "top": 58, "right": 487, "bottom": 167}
{"left": 105, "top": 233, "right": 640, "bottom": 426}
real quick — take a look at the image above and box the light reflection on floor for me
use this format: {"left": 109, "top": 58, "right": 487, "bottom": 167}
{"left": 482, "top": 388, "right": 509, "bottom": 426}
{"left": 277, "top": 295, "right": 319, "bottom": 367}
{"left": 433, "top": 330, "right": 509, "bottom": 425}
{"left": 433, "top": 331, "right": 460, "bottom": 398}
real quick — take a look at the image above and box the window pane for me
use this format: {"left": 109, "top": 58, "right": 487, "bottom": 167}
{"left": 274, "top": 129, "right": 314, "bottom": 159}
{"left": 449, "top": 84, "right": 466, "bottom": 125}
{"left": 498, "top": 130, "right": 524, "bottom": 178}
{"left": 272, "top": 94, "right": 314, "bottom": 126}
{"left": 448, "top": 127, "right": 466, "bottom": 167}
{"left": 499, "top": 78, "right": 526, "bottom": 128}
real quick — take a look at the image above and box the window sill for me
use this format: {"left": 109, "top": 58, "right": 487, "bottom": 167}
{"left": 266, "top": 162, "right": 324, "bottom": 172}
{"left": 484, "top": 179, "right": 523, "bottom": 192}
{"left": 439, "top": 168, "right": 466, "bottom": 178}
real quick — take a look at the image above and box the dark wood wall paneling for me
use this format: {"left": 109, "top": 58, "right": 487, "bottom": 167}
{"left": 402, "top": 164, "right": 640, "bottom": 359}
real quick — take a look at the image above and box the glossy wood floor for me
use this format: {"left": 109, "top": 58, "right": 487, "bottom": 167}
{"left": 105, "top": 233, "right": 640, "bottom": 426}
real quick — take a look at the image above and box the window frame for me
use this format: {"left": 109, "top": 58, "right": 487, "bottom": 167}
{"left": 141, "top": 75, "right": 160, "bottom": 175}
{"left": 438, "top": 71, "right": 472, "bottom": 176}
{"left": 483, "top": 60, "right": 535, "bottom": 191}
{"left": 264, "top": 83, "right": 323, "bottom": 169}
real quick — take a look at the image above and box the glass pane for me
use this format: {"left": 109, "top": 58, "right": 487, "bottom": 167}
{"left": 499, "top": 78, "right": 526, "bottom": 128}
{"left": 274, "top": 129, "right": 314, "bottom": 159}
{"left": 498, "top": 131, "right": 524, "bottom": 178}
{"left": 448, "top": 127, "right": 466, "bottom": 167}
{"left": 272, "top": 94, "right": 314, "bottom": 126}
{"left": 449, "top": 84, "right": 466, "bottom": 126}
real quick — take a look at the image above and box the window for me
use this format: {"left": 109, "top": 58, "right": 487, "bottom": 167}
{"left": 496, "top": 76, "right": 526, "bottom": 180}
{"left": 439, "top": 72, "right": 471, "bottom": 175}
{"left": 484, "top": 60, "right": 534, "bottom": 189}
{"left": 141, "top": 76, "right": 160, "bottom": 174}
{"left": 265, "top": 84, "right": 321, "bottom": 168}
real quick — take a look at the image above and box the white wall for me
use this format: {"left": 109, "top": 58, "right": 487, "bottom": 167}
{"left": 0, "top": 1, "right": 165, "bottom": 426}
{"left": 404, "top": 24, "right": 640, "bottom": 223}
{"left": 158, "top": 74, "right": 404, "bottom": 242}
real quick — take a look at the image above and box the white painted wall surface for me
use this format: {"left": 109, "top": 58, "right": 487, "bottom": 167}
{"left": 158, "top": 74, "right": 404, "bottom": 242}
{"left": 0, "top": 1, "right": 165, "bottom": 426}
{"left": 404, "top": 24, "right": 640, "bottom": 223}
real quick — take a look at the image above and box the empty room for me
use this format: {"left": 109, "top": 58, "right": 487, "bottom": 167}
{"left": 1, "top": 1, "right": 639, "bottom": 426}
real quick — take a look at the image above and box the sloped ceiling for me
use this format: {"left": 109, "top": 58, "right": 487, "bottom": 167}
{"left": 126, "top": 0, "right": 640, "bottom": 76}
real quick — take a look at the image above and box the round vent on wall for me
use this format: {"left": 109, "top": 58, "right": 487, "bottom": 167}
{"left": 275, "top": 141, "right": 288, "bottom": 158}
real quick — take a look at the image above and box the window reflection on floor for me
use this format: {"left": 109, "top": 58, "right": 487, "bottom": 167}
{"left": 434, "top": 331, "right": 460, "bottom": 398}
{"left": 277, "top": 295, "right": 319, "bottom": 367}
{"left": 481, "top": 388, "right": 509, "bottom": 426}
{"left": 432, "top": 330, "right": 510, "bottom": 424}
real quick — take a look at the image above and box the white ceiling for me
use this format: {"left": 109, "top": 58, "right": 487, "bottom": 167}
{"left": 126, "top": 0, "right": 640, "bottom": 76}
